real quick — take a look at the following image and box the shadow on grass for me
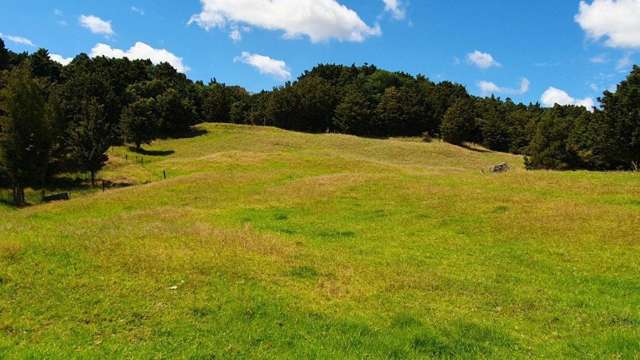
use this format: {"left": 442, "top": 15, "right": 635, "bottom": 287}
{"left": 0, "top": 197, "right": 15, "bottom": 207}
{"left": 45, "top": 177, "right": 133, "bottom": 192}
{"left": 45, "top": 177, "right": 91, "bottom": 191}
{"left": 168, "top": 127, "right": 208, "bottom": 139}
{"left": 0, "top": 176, "right": 135, "bottom": 209}
{"left": 129, "top": 147, "right": 175, "bottom": 157}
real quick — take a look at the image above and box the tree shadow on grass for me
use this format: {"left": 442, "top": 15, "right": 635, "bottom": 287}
{"left": 45, "top": 177, "right": 133, "bottom": 191}
{"left": 129, "top": 147, "right": 175, "bottom": 157}
{"left": 45, "top": 177, "right": 91, "bottom": 191}
{"left": 0, "top": 197, "right": 14, "bottom": 206}
{"left": 168, "top": 127, "right": 208, "bottom": 139}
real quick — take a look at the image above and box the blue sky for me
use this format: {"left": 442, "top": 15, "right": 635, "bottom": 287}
{"left": 0, "top": 0, "right": 638, "bottom": 107}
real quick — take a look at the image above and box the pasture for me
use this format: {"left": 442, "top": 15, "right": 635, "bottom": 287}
{"left": 1, "top": 123, "right": 639, "bottom": 358}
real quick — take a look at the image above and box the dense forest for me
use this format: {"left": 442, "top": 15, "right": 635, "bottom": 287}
{"left": 1, "top": 39, "right": 639, "bottom": 205}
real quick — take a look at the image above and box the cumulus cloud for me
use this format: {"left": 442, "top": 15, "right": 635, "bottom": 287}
{"left": 0, "top": 33, "right": 35, "bottom": 46}
{"left": 478, "top": 78, "right": 530, "bottom": 96}
{"left": 467, "top": 50, "right": 501, "bottom": 69}
{"left": 576, "top": 0, "right": 640, "bottom": 48}
{"left": 234, "top": 52, "right": 291, "bottom": 80}
{"left": 383, "top": 0, "right": 406, "bottom": 20}
{"left": 90, "top": 42, "right": 189, "bottom": 73}
{"left": 541, "top": 87, "right": 595, "bottom": 110}
{"left": 79, "top": 15, "right": 114, "bottom": 36}
{"left": 188, "top": 0, "right": 381, "bottom": 43}
{"left": 50, "top": 54, "right": 73, "bottom": 66}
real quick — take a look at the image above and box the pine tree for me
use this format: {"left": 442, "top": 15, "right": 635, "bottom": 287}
{"left": 597, "top": 65, "right": 640, "bottom": 169}
{"left": 425, "top": 81, "right": 469, "bottom": 135}
{"left": 0, "top": 39, "right": 9, "bottom": 71}
{"left": 30, "top": 49, "right": 61, "bottom": 83}
{"left": 525, "top": 108, "right": 581, "bottom": 170}
{"left": 295, "top": 76, "right": 337, "bottom": 133}
{"left": 229, "top": 100, "right": 250, "bottom": 124}
{"left": 440, "top": 98, "right": 478, "bottom": 145}
{"left": 477, "top": 96, "right": 511, "bottom": 151}
{"left": 266, "top": 85, "right": 301, "bottom": 130}
{"left": 0, "top": 65, "right": 51, "bottom": 206}
{"left": 375, "top": 87, "right": 405, "bottom": 137}
{"left": 333, "top": 86, "right": 372, "bottom": 136}
{"left": 202, "top": 82, "right": 231, "bottom": 123}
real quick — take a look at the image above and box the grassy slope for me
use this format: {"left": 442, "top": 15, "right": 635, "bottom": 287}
{"left": 1, "top": 123, "right": 639, "bottom": 359}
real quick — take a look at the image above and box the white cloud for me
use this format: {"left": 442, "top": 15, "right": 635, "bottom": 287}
{"left": 229, "top": 29, "right": 242, "bottom": 42}
{"left": 234, "top": 52, "right": 291, "bottom": 80}
{"left": 541, "top": 87, "right": 595, "bottom": 110}
{"left": 478, "top": 81, "right": 501, "bottom": 94}
{"left": 467, "top": 50, "right": 501, "bottom": 69}
{"left": 590, "top": 54, "right": 609, "bottom": 63}
{"left": 50, "top": 54, "right": 73, "bottom": 66}
{"left": 54, "top": 9, "right": 68, "bottom": 26}
{"left": 189, "top": 0, "right": 381, "bottom": 43}
{"left": 478, "top": 78, "right": 530, "bottom": 96}
{"left": 90, "top": 42, "right": 189, "bottom": 73}
{"left": 616, "top": 53, "right": 633, "bottom": 71}
{"left": 383, "top": 0, "right": 406, "bottom": 20}
{"left": 0, "top": 33, "right": 35, "bottom": 46}
{"left": 79, "top": 15, "right": 114, "bottom": 36}
{"left": 131, "top": 6, "right": 145, "bottom": 16}
{"left": 576, "top": 0, "right": 640, "bottom": 49}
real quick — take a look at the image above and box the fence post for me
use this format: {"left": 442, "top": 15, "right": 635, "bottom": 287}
{"left": 163, "top": 170, "right": 167, "bottom": 180}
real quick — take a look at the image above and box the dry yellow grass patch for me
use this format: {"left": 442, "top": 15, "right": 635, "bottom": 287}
{"left": 0, "top": 241, "right": 22, "bottom": 262}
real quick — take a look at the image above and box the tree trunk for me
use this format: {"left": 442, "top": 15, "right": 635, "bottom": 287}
{"left": 90, "top": 171, "right": 96, "bottom": 187}
{"left": 13, "top": 185, "right": 25, "bottom": 207}
{"left": 19, "top": 187, "right": 25, "bottom": 207}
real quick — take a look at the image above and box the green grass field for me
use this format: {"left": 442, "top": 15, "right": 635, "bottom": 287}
{"left": 1, "top": 123, "right": 639, "bottom": 358}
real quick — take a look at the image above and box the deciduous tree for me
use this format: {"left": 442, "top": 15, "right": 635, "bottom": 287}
{"left": 67, "top": 98, "right": 113, "bottom": 186}
{"left": 121, "top": 98, "right": 157, "bottom": 150}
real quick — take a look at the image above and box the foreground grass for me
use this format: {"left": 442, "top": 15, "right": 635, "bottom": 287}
{"left": 1, "top": 123, "right": 639, "bottom": 358}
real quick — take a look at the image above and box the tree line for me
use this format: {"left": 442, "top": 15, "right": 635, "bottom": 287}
{"left": 224, "top": 63, "right": 640, "bottom": 172}
{"left": 1, "top": 39, "right": 639, "bottom": 205}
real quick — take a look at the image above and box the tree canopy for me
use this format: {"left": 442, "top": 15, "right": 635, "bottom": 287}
{"left": 0, "top": 46, "right": 639, "bottom": 206}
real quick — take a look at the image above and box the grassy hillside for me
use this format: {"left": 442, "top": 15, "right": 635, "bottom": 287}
{"left": 1, "top": 123, "right": 639, "bottom": 358}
